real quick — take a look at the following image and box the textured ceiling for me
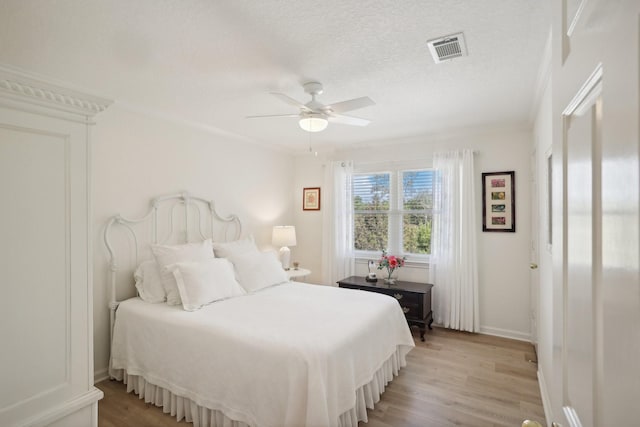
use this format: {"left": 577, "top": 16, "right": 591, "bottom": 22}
{"left": 0, "top": 0, "right": 550, "bottom": 153}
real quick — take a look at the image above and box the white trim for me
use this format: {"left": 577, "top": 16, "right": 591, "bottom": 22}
{"left": 94, "top": 368, "right": 110, "bottom": 384}
{"left": 566, "top": 0, "right": 588, "bottom": 37}
{"left": 563, "top": 405, "right": 583, "bottom": 427}
{"left": 478, "top": 326, "right": 531, "bottom": 342}
{"left": 355, "top": 256, "right": 429, "bottom": 270}
{"left": 0, "top": 64, "right": 112, "bottom": 117}
{"left": 562, "top": 63, "right": 603, "bottom": 117}
{"left": 537, "top": 369, "right": 554, "bottom": 427}
{"left": 430, "top": 325, "right": 532, "bottom": 342}
{"left": 353, "top": 158, "right": 433, "bottom": 173}
{"left": 14, "top": 388, "right": 103, "bottom": 427}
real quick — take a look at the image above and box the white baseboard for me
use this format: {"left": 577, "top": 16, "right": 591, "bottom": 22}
{"left": 21, "top": 388, "right": 103, "bottom": 427}
{"left": 94, "top": 367, "right": 109, "bottom": 384}
{"left": 537, "top": 369, "right": 553, "bottom": 427}
{"left": 479, "top": 326, "right": 531, "bottom": 342}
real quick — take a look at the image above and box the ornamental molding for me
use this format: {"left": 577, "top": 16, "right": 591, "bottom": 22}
{"left": 0, "top": 65, "right": 112, "bottom": 117}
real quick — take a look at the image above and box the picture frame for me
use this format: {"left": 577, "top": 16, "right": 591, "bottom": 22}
{"left": 482, "top": 171, "right": 515, "bottom": 232}
{"left": 303, "top": 187, "right": 321, "bottom": 211}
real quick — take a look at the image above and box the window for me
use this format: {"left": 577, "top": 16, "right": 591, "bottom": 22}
{"left": 353, "top": 168, "right": 433, "bottom": 260}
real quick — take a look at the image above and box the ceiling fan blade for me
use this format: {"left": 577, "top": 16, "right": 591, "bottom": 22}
{"left": 328, "top": 113, "right": 371, "bottom": 127}
{"left": 325, "top": 96, "right": 375, "bottom": 114}
{"left": 246, "top": 113, "right": 299, "bottom": 119}
{"left": 270, "top": 92, "right": 310, "bottom": 110}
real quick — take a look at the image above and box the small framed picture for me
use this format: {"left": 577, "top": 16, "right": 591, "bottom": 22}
{"left": 482, "top": 171, "right": 515, "bottom": 232}
{"left": 303, "top": 187, "right": 321, "bottom": 211}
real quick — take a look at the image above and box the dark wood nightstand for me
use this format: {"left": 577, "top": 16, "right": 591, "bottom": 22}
{"left": 337, "top": 276, "right": 434, "bottom": 341}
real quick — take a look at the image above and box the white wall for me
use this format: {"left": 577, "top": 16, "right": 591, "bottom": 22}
{"left": 92, "top": 105, "right": 294, "bottom": 379}
{"left": 292, "top": 155, "right": 326, "bottom": 283}
{"left": 293, "top": 126, "right": 533, "bottom": 340}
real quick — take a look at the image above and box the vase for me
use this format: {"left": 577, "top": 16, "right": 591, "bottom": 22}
{"left": 383, "top": 269, "right": 397, "bottom": 285}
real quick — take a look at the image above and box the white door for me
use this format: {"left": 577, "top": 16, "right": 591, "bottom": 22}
{"left": 529, "top": 148, "right": 539, "bottom": 349}
{"left": 550, "top": 1, "right": 640, "bottom": 426}
{"left": 564, "top": 77, "right": 600, "bottom": 427}
{"left": 532, "top": 69, "right": 554, "bottom": 426}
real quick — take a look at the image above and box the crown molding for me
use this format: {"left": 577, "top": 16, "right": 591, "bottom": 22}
{"left": 0, "top": 64, "right": 112, "bottom": 117}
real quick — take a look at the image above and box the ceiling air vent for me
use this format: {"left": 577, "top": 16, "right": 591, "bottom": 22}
{"left": 427, "top": 33, "right": 467, "bottom": 64}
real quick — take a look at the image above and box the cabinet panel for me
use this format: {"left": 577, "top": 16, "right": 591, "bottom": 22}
{"left": 0, "top": 124, "right": 69, "bottom": 410}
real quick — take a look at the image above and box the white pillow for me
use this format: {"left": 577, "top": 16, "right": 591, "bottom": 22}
{"left": 212, "top": 235, "right": 259, "bottom": 258}
{"left": 151, "top": 239, "right": 214, "bottom": 305}
{"left": 229, "top": 251, "right": 289, "bottom": 293}
{"left": 172, "top": 258, "right": 246, "bottom": 311}
{"left": 133, "top": 260, "right": 166, "bottom": 303}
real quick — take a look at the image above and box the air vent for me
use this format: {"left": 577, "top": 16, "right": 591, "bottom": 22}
{"left": 427, "top": 33, "right": 467, "bottom": 64}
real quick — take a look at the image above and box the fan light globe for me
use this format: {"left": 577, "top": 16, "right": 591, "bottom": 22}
{"left": 299, "top": 114, "right": 328, "bottom": 132}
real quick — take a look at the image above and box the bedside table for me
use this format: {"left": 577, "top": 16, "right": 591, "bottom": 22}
{"left": 287, "top": 268, "right": 311, "bottom": 281}
{"left": 337, "top": 276, "right": 433, "bottom": 341}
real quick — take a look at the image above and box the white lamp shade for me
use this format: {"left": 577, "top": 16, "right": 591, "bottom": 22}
{"left": 299, "top": 114, "right": 328, "bottom": 132}
{"left": 272, "top": 226, "right": 297, "bottom": 247}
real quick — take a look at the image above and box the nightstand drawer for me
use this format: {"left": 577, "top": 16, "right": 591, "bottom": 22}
{"left": 385, "top": 290, "right": 421, "bottom": 306}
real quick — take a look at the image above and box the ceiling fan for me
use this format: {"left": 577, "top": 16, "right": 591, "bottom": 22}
{"left": 247, "top": 82, "right": 375, "bottom": 132}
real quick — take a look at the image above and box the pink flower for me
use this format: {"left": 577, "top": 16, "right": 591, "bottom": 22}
{"left": 388, "top": 256, "right": 398, "bottom": 269}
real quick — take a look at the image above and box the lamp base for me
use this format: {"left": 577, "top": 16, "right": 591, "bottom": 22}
{"left": 279, "top": 246, "right": 291, "bottom": 270}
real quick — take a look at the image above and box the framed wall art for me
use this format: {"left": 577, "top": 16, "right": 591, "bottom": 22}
{"left": 482, "top": 171, "right": 515, "bottom": 232}
{"left": 303, "top": 187, "right": 321, "bottom": 211}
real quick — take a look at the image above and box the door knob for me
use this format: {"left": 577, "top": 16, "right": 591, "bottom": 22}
{"left": 530, "top": 263, "right": 538, "bottom": 270}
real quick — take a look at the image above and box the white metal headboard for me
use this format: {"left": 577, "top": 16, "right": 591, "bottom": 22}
{"left": 103, "top": 192, "right": 241, "bottom": 342}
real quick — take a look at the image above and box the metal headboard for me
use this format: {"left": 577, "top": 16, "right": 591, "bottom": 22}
{"left": 103, "top": 192, "right": 241, "bottom": 342}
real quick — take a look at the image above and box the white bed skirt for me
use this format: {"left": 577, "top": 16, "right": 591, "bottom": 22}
{"left": 111, "top": 347, "right": 407, "bottom": 427}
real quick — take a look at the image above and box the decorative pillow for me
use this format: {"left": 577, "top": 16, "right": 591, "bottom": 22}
{"left": 229, "top": 250, "right": 289, "bottom": 293}
{"left": 172, "top": 258, "right": 246, "bottom": 311}
{"left": 212, "top": 235, "right": 259, "bottom": 259}
{"left": 151, "top": 239, "right": 214, "bottom": 305}
{"left": 133, "top": 260, "right": 166, "bottom": 303}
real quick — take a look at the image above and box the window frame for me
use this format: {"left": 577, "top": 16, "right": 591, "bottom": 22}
{"left": 352, "top": 163, "right": 433, "bottom": 264}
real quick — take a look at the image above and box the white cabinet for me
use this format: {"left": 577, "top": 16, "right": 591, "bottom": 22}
{"left": 0, "top": 66, "right": 111, "bottom": 427}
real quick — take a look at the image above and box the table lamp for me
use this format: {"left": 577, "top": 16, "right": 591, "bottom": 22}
{"left": 272, "top": 226, "right": 297, "bottom": 270}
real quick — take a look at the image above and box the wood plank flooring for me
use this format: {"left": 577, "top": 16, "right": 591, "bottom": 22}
{"left": 97, "top": 327, "right": 546, "bottom": 427}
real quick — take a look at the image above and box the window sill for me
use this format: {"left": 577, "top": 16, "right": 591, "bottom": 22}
{"left": 354, "top": 256, "right": 429, "bottom": 269}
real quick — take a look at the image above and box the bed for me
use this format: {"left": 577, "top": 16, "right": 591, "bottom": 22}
{"left": 104, "top": 193, "right": 415, "bottom": 427}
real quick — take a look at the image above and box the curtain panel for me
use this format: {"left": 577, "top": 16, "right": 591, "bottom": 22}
{"left": 322, "top": 161, "right": 355, "bottom": 285}
{"left": 429, "top": 149, "right": 479, "bottom": 332}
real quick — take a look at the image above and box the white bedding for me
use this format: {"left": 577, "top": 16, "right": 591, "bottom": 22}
{"left": 110, "top": 282, "right": 415, "bottom": 427}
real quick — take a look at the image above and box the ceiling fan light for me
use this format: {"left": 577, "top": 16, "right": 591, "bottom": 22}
{"left": 299, "top": 115, "right": 328, "bottom": 132}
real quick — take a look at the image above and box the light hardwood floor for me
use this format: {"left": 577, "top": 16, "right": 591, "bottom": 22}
{"left": 97, "top": 327, "right": 546, "bottom": 427}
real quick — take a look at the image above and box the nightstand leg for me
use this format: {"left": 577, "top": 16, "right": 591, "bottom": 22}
{"left": 420, "top": 327, "right": 425, "bottom": 342}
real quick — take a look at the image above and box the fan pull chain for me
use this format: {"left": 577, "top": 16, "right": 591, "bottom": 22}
{"left": 308, "top": 133, "right": 318, "bottom": 157}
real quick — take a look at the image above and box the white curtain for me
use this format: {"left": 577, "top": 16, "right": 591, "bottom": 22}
{"left": 429, "top": 149, "right": 479, "bottom": 332}
{"left": 321, "top": 160, "right": 355, "bottom": 285}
